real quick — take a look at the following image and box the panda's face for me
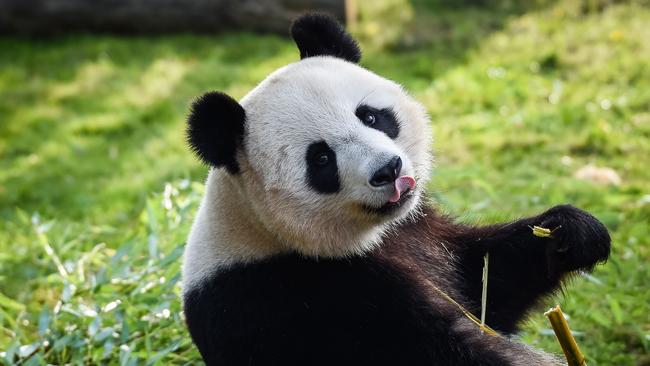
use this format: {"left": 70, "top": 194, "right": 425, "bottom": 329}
{"left": 186, "top": 13, "right": 432, "bottom": 258}
{"left": 233, "top": 57, "right": 431, "bottom": 256}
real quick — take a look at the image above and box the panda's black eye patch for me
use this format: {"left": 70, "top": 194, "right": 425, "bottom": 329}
{"left": 306, "top": 141, "right": 340, "bottom": 194}
{"left": 355, "top": 105, "right": 399, "bottom": 139}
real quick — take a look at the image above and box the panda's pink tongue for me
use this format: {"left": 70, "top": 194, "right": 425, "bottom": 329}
{"left": 388, "top": 176, "right": 417, "bottom": 203}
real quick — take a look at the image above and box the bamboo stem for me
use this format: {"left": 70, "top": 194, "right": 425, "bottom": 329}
{"left": 544, "top": 305, "right": 587, "bottom": 366}
{"left": 480, "top": 252, "right": 489, "bottom": 331}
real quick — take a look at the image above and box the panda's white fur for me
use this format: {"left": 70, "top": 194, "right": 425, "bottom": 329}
{"left": 183, "top": 56, "right": 432, "bottom": 290}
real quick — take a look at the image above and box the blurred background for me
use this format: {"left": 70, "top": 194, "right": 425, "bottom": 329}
{"left": 1, "top": 0, "right": 649, "bottom": 364}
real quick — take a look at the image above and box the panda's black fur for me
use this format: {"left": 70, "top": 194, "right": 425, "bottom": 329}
{"left": 291, "top": 13, "right": 362, "bottom": 63}
{"left": 183, "top": 13, "right": 611, "bottom": 366}
{"left": 187, "top": 91, "right": 245, "bottom": 174}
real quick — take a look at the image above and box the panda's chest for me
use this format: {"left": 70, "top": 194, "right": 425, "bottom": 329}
{"left": 182, "top": 253, "right": 471, "bottom": 365}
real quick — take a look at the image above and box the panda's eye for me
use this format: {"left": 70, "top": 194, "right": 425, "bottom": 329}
{"left": 363, "top": 111, "right": 376, "bottom": 125}
{"left": 355, "top": 105, "right": 400, "bottom": 139}
{"left": 306, "top": 140, "right": 340, "bottom": 194}
{"left": 315, "top": 153, "right": 329, "bottom": 166}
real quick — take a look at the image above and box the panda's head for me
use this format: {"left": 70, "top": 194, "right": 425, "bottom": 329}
{"left": 187, "top": 14, "right": 432, "bottom": 258}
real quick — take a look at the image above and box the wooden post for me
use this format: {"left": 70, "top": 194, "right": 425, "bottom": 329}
{"left": 0, "top": 0, "right": 349, "bottom": 35}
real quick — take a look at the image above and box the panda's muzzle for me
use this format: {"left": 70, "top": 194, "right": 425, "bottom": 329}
{"left": 363, "top": 155, "right": 417, "bottom": 215}
{"left": 362, "top": 187, "right": 415, "bottom": 215}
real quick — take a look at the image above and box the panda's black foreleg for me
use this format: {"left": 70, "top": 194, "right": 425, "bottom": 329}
{"left": 455, "top": 204, "right": 611, "bottom": 334}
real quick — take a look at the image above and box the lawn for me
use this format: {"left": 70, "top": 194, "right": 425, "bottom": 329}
{"left": 1, "top": 0, "right": 649, "bottom": 364}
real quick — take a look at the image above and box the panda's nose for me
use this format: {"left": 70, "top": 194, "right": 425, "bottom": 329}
{"left": 369, "top": 156, "right": 402, "bottom": 187}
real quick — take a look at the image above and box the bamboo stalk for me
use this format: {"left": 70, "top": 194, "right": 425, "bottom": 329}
{"left": 480, "top": 252, "right": 489, "bottom": 331}
{"left": 544, "top": 305, "right": 587, "bottom": 366}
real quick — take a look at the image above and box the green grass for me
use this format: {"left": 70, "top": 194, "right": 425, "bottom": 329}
{"left": 1, "top": 0, "right": 649, "bottom": 364}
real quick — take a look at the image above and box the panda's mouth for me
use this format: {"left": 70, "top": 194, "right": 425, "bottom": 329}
{"left": 363, "top": 188, "right": 414, "bottom": 215}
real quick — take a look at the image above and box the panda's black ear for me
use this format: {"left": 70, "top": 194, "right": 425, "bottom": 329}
{"left": 186, "top": 91, "right": 245, "bottom": 174}
{"left": 290, "top": 13, "right": 361, "bottom": 63}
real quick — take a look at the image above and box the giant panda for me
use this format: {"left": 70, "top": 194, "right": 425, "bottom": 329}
{"left": 182, "top": 13, "right": 611, "bottom": 366}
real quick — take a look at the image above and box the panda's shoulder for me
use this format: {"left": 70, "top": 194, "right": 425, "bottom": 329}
{"left": 183, "top": 253, "right": 413, "bottom": 313}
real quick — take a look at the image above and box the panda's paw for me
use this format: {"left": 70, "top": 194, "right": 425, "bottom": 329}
{"left": 537, "top": 204, "right": 611, "bottom": 271}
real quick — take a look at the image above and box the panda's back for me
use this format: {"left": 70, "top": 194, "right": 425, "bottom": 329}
{"left": 183, "top": 251, "right": 506, "bottom": 366}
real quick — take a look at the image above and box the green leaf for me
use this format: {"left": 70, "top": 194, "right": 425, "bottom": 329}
{"left": 607, "top": 296, "right": 623, "bottom": 325}
{"left": 0, "top": 292, "right": 25, "bottom": 311}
